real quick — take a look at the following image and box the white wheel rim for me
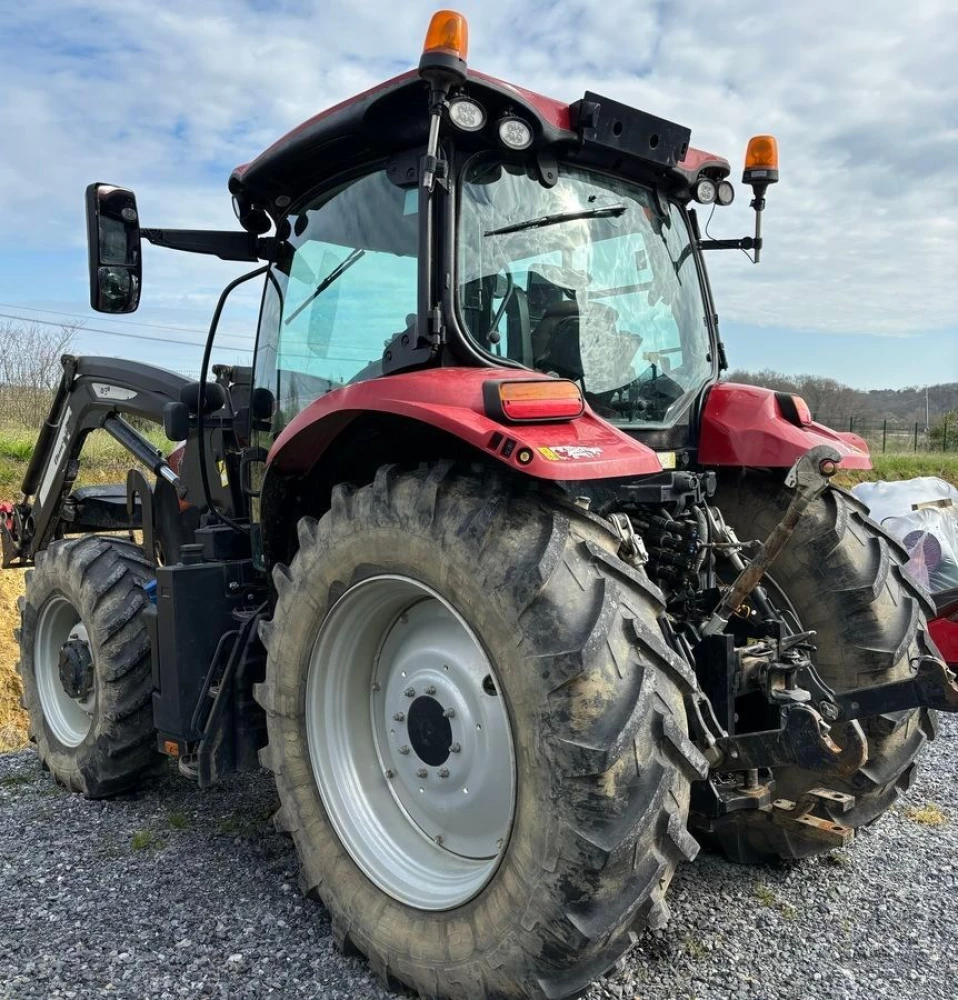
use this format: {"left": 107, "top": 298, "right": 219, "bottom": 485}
{"left": 306, "top": 575, "right": 516, "bottom": 910}
{"left": 35, "top": 596, "right": 95, "bottom": 747}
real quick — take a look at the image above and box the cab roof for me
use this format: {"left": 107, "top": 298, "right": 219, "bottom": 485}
{"left": 229, "top": 70, "right": 730, "bottom": 215}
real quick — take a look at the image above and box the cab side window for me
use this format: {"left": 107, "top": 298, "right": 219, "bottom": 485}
{"left": 254, "top": 169, "right": 418, "bottom": 431}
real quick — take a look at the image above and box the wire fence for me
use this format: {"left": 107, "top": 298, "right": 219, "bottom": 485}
{"left": 813, "top": 414, "right": 958, "bottom": 453}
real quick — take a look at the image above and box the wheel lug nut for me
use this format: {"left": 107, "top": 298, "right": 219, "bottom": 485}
{"left": 398, "top": 745, "right": 411, "bottom": 755}
{"left": 404, "top": 687, "right": 416, "bottom": 698}
{"left": 393, "top": 711, "right": 405, "bottom": 722}
{"left": 438, "top": 767, "right": 449, "bottom": 778}
{"left": 443, "top": 708, "right": 456, "bottom": 719}
{"left": 371, "top": 681, "right": 381, "bottom": 692}
{"left": 449, "top": 742, "right": 461, "bottom": 753}
{"left": 384, "top": 769, "right": 395, "bottom": 779}
{"left": 425, "top": 685, "right": 436, "bottom": 695}
{"left": 417, "top": 768, "right": 428, "bottom": 779}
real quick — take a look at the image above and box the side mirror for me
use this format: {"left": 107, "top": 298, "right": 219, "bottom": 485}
{"left": 85, "top": 183, "right": 142, "bottom": 313}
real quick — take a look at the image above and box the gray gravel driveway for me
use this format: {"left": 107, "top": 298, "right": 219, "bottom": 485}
{"left": 1, "top": 715, "right": 955, "bottom": 1000}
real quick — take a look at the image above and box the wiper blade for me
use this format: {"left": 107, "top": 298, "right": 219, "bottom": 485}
{"left": 285, "top": 248, "right": 366, "bottom": 325}
{"left": 484, "top": 204, "right": 627, "bottom": 237}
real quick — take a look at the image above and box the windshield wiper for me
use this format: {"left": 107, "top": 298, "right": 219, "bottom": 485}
{"left": 284, "top": 248, "right": 366, "bottom": 325}
{"left": 484, "top": 204, "right": 628, "bottom": 237}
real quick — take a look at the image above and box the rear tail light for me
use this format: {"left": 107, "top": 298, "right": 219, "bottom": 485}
{"left": 483, "top": 379, "right": 584, "bottom": 423}
{"left": 775, "top": 392, "right": 813, "bottom": 427}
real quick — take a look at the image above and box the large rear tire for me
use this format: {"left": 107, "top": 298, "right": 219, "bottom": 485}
{"left": 17, "top": 536, "right": 159, "bottom": 797}
{"left": 698, "top": 475, "right": 937, "bottom": 862}
{"left": 256, "top": 464, "right": 708, "bottom": 1000}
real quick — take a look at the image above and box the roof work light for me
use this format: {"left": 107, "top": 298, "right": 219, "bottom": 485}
{"left": 420, "top": 10, "right": 469, "bottom": 85}
{"left": 743, "top": 135, "right": 779, "bottom": 187}
{"left": 742, "top": 134, "right": 779, "bottom": 264}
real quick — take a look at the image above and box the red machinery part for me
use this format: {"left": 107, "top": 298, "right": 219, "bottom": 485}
{"left": 267, "top": 368, "right": 663, "bottom": 482}
{"left": 699, "top": 382, "right": 872, "bottom": 470}
{"left": 930, "top": 616, "right": 958, "bottom": 667}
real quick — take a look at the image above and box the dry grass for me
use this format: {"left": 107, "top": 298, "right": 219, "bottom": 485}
{"left": 0, "top": 570, "right": 27, "bottom": 751}
{"left": 905, "top": 803, "right": 947, "bottom": 827}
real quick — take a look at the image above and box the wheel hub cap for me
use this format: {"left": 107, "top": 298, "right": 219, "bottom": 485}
{"left": 58, "top": 634, "right": 94, "bottom": 702}
{"left": 306, "top": 575, "right": 516, "bottom": 910}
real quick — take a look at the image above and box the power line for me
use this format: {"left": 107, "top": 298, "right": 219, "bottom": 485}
{"left": 0, "top": 311, "right": 254, "bottom": 350}
{"left": 0, "top": 302, "right": 211, "bottom": 336}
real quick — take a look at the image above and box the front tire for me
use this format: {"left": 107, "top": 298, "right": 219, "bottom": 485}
{"left": 256, "top": 464, "right": 707, "bottom": 1000}
{"left": 18, "top": 536, "right": 159, "bottom": 797}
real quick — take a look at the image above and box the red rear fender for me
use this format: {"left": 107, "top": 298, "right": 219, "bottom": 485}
{"left": 267, "top": 368, "right": 662, "bottom": 482}
{"left": 699, "top": 383, "right": 872, "bottom": 470}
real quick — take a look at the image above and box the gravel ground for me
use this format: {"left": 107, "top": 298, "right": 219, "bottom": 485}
{"left": 1, "top": 715, "right": 955, "bottom": 1000}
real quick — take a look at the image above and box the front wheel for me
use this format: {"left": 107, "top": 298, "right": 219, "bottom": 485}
{"left": 256, "top": 464, "right": 707, "bottom": 1000}
{"left": 18, "top": 536, "right": 159, "bottom": 797}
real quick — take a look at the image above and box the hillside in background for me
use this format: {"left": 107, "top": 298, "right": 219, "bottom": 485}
{"left": 725, "top": 370, "right": 958, "bottom": 424}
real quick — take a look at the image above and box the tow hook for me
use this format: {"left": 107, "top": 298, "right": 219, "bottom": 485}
{"left": 703, "top": 444, "right": 841, "bottom": 636}
{"left": 709, "top": 703, "right": 867, "bottom": 776}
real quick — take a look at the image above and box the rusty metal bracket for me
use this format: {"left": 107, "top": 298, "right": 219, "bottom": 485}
{"left": 769, "top": 788, "right": 856, "bottom": 848}
{"left": 710, "top": 703, "right": 868, "bottom": 776}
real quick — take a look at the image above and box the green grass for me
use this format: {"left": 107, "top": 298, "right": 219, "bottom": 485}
{"left": 130, "top": 829, "right": 163, "bottom": 851}
{"left": 835, "top": 452, "right": 958, "bottom": 488}
{"left": 0, "top": 773, "right": 32, "bottom": 787}
{"left": 167, "top": 810, "right": 190, "bottom": 830}
{"left": 0, "top": 423, "right": 170, "bottom": 498}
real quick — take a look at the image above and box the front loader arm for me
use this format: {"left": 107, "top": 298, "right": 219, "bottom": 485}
{"left": 4, "top": 355, "right": 191, "bottom": 565}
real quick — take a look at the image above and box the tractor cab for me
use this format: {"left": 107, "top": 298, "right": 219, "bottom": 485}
{"left": 218, "top": 13, "right": 773, "bottom": 455}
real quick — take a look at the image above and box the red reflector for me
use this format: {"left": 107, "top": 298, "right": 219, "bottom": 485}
{"left": 792, "top": 395, "right": 813, "bottom": 425}
{"left": 484, "top": 379, "right": 584, "bottom": 423}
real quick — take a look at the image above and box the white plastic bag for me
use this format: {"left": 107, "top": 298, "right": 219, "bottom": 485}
{"left": 851, "top": 478, "right": 958, "bottom": 593}
{"left": 883, "top": 507, "right": 958, "bottom": 592}
{"left": 851, "top": 477, "right": 958, "bottom": 525}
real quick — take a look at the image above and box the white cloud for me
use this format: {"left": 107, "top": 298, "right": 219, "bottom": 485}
{"left": 0, "top": 0, "right": 955, "bottom": 348}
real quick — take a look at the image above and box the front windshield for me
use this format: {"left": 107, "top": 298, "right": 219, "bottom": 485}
{"left": 457, "top": 158, "right": 714, "bottom": 426}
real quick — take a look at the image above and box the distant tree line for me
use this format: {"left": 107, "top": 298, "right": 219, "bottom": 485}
{"left": 725, "top": 368, "right": 958, "bottom": 425}
{"left": 0, "top": 321, "right": 76, "bottom": 427}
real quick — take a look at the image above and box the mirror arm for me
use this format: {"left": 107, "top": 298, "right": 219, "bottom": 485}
{"left": 141, "top": 228, "right": 277, "bottom": 262}
{"left": 698, "top": 236, "right": 761, "bottom": 252}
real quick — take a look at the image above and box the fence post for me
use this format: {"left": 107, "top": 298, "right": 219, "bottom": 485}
{"left": 944, "top": 415, "right": 949, "bottom": 452}
{"left": 849, "top": 415, "right": 854, "bottom": 432}
{"left": 914, "top": 422, "right": 919, "bottom": 452}
{"left": 882, "top": 419, "right": 887, "bottom": 453}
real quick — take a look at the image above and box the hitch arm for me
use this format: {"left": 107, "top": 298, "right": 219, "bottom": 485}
{"left": 711, "top": 704, "right": 868, "bottom": 776}
{"left": 703, "top": 444, "right": 841, "bottom": 636}
{"left": 799, "top": 655, "right": 958, "bottom": 722}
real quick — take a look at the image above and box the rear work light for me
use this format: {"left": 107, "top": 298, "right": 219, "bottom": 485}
{"left": 775, "top": 392, "right": 813, "bottom": 427}
{"left": 484, "top": 379, "right": 585, "bottom": 423}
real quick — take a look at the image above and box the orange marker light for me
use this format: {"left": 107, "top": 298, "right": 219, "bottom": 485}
{"left": 485, "top": 379, "right": 585, "bottom": 423}
{"left": 423, "top": 10, "right": 469, "bottom": 61}
{"left": 743, "top": 135, "right": 779, "bottom": 185}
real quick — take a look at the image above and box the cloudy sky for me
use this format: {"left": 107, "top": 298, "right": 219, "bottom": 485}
{"left": 0, "top": 0, "right": 955, "bottom": 388}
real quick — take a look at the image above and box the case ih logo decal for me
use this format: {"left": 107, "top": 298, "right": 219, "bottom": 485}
{"left": 537, "top": 445, "right": 603, "bottom": 461}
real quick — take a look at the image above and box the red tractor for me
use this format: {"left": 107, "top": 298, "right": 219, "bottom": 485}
{"left": 4, "top": 11, "right": 956, "bottom": 999}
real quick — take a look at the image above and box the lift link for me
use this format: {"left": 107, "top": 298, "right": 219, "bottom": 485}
{"left": 703, "top": 444, "right": 842, "bottom": 636}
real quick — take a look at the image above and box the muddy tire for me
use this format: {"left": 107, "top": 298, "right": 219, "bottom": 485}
{"left": 256, "top": 464, "right": 707, "bottom": 1000}
{"left": 18, "top": 536, "right": 159, "bottom": 797}
{"left": 698, "top": 475, "right": 937, "bottom": 863}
